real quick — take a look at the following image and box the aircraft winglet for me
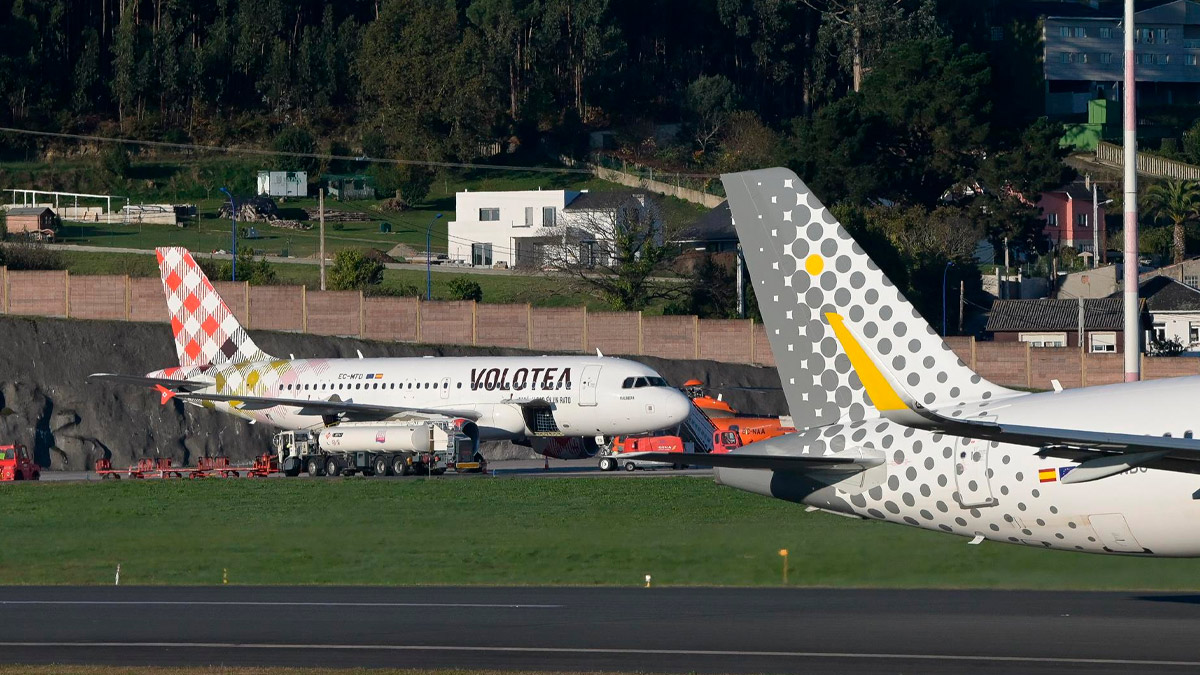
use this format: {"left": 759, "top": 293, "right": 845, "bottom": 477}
{"left": 153, "top": 384, "right": 178, "bottom": 405}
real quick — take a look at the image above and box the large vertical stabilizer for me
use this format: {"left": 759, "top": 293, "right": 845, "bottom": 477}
{"left": 721, "top": 168, "right": 1014, "bottom": 429}
{"left": 156, "top": 247, "right": 270, "bottom": 367}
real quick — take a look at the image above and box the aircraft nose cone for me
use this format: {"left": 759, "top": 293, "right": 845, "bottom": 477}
{"left": 663, "top": 389, "right": 692, "bottom": 426}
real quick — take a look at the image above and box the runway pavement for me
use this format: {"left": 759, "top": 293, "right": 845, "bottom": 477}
{"left": 2, "top": 586, "right": 1199, "bottom": 674}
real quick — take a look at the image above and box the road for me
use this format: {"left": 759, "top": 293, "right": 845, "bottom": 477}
{"left": 34, "top": 458, "right": 713, "bottom": 483}
{"left": 0, "top": 586, "right": 1197, "bottom": 674}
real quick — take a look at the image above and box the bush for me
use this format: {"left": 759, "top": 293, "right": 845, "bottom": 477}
{"left": 216, "top": 247, "right": 277, "bottom": 286}
{"left": 365, "top": 282, "right": 422, "bottom": 298}
{"left": 0, "top": 242, "right": 65, "bottom": 271}
{"left": 0, "top": 214, "right": 6, "bottom": 241}
{"left": 100, "top": 145, "right": 130, "bottom": 179}
{"left": 327, "top": 249, "right": 384, "bottom": 290}
{"left": 447, "top": 276, "right": 483, "bottom": 302}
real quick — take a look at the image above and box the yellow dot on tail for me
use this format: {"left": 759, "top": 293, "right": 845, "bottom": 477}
{"left": 804, "top": 254, "right": 824, "bottom": 276}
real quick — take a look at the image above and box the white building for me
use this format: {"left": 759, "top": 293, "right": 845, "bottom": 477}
{"left": 447, "top": 188, "right": 654, "bottom": 268}
{"left": 256, "top": 171, "right": 308, "bottom": 198}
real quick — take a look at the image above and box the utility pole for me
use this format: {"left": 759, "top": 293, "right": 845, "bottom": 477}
{"left": 1123, "top": 0, "right": 1141, "bottom": 381}
{"left": 958, "top": 279, "right": 965, "bottom": 335}
{"left": 1092, "top": 180, "right": 1100, "bottom": 269}
{"left": 736, "top": 243, "right": 745, "bottom": 318}
{"left": 319, "top": 188, "right": 326, "bottom": 291}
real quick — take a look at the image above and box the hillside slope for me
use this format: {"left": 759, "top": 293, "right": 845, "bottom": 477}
{"left": 0, "top": 316, "right": 785, "bottom": 469}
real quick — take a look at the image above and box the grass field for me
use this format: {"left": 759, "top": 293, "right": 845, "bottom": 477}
{"left": 52, "top": 250, "right": 622, "bottom": 309}
{"left": 4, "top": 476, "right": 1200, "bottom": 589}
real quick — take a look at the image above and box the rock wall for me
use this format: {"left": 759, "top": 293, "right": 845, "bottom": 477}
{"left": 0, "top": 316, "right": 785, "bottom": 469}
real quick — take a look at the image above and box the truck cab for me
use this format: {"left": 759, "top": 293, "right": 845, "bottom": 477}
{"left": 0, "top": 445, "right": 41, "bottom": 481}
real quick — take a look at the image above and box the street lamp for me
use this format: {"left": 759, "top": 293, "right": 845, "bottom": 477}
{"left": 942, "top": 261, "right": 955, "bottom": 337}
{"left": 219, "top": 187, "right": 238, "bottom": 282}
{"left": 425, "top": 213, "right": 444, "bottom": 300}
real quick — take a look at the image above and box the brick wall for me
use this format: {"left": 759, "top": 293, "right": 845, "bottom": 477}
{"left": 699, "top": 319, "right": 753, "bottom": 363}
{"left": 586, "top": 311, "right": 640, "bottom": 355}
{"left": 475, "top": 303, "right": 530, "bottom": 349}
{"left": 305, "top": 290, "right": 362, "bottom": 337}
{"left": 642, "top": 315, "right": 697, "bottom": 359}
{"left": 974, "top": 342, "right": 1029, "bottom": 388}
{"left": 361, "top": 296, "right": 419, "bottom": 342}
{"left": 420, "top": 300, "right": 474, "bottom": 345}
{"left": 17, "top": 270, "right": 1200, "bottom": 384}
{"left": 249, "top": 286, "right": 304, "bottom": 332}
{"left": 129, "top": 277, "right": 168, "bottom": 323}
{"left": 7, "top": 270, "right": 67, "bottom": 318}
{"left": 68, "top": 275, "right": 127, "bottom": 320}
{"left": 531, "top": 306, "right": 586, "bottom": 352}
{"left": 752, "top": 322, "right": 775, "bottom": 367}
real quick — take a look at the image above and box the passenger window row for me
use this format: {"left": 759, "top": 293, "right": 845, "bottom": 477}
{"left": 281, "top": 381, "right": 465, "bottom": 392}
{"left": 621, "top": 376, "right": 669, "bottom": 389}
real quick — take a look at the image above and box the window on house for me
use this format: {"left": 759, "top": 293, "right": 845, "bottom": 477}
{"left": 479, "top": 208, "right": 500, "bottom": 221}
{"left": 1153, "top": 323, "right": 1167, "bottom": 342}
{"left": 1188, "top": 54, "right": 1198, "bottom": 66}
{"left": 1159, "top": 29, "right": 1170, "bottom": 44}
{"left": 1077, "top": 213, "right": 1089, "bottom": 227}
{"left": 471, "top": 243, "right": 493, "bottom": 266}
{"left": 1100, "top": 27, "right": 1114, "bottom": 39}
{"left": 1073, "top": 26, "right": 1087, "bottom": 38}
{"left": 1020, "top": 332, "right": 1068, "bottom": 348}
{"left": 1060, "top": 26, "right": 1070, "bottom": 38}
{"left": 1047, "top": 213, "right": 1059, "bottom": 226}
{"left": 1078, "top": 52, "right": 1088, "bottom": 63}
{"left": 1190, "top": 323, "right": 1200, "bottom": 344}
{"left": 580, "top": 240, "right": 598, "bottom": 268}
{"left": 1185, "top": 274, "right": 1200, "bottom": 288}
{"left": 542, "top": 206, "right": 556, "bottom": 227}
{"left": 1157, "top": 54, "right": 1171, "bottom": 65}
{"left": 1060, "top": 52, "right": 1074, "bottom": 64}
{"left": 524, "top": 206, "right": 534, "bottom": 227}
{"left": 1090, "top": 332, "right": 1117, "bottom": 353}
{"left": 1138, "top": 28, "right": 1154, "bottom": 44}
{"left": 1101, "top": 52, "right": 1113, "bottom": 64}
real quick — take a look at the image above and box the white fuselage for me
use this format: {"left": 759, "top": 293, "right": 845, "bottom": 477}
{"left": 719, "top": 377, "right": 1200, "bottom": 556}
{"left": 154, "top": 355, "right": 692, "bottom": 442}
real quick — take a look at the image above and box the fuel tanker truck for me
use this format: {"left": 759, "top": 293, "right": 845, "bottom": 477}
{"left": 272, "top": 419, "right": 485, "bottom": 477}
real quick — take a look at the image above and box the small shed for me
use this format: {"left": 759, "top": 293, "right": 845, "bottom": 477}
{"left": 5, "top": 206, "right": 58, "bottom": 235}
{"left": 257, "top": 171, "right": 308, "bottom": 198}
{"left": 324, "top": 174, "right": 376, "bottom": 201}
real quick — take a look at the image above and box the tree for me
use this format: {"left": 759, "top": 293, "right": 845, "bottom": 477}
{"left": 272, "top": 127, "right": 319, "bottom": 176}
{"left": 101, "top": 145, "right": 131, "bottom": 180}
{"left": 981, "top": 117, "right": 1075, "bottom": 197}
{"left": 328, "top": 249, "right": 384, "bottom": 291}
{"left": 217, "top": 248, "right": 277, "bottom": 285}
{"left": 540, "top": 195, "right": 681, "bottom": 311}
{"left": 1144, "top": 180, "right": 1200, "bottom": 264}
{"left": 806, "top": 0, "right": 939, "bottom": 94}
{"left": 447, "top": 277, "right": 484, "bottom": 302}
{"left": 716, "top": 110, "right": 782, "bottom": 173}
{"left": 684, "top": 75, "right": 736, "bottom": 155}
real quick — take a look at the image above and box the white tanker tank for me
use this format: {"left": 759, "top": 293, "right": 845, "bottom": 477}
{"left": 318, "top": 424, "right": 435, "bottom": 454}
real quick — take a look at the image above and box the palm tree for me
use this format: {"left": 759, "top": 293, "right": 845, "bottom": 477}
{"left": 1144, "top": 179, "right": 1200, "bottom": 264}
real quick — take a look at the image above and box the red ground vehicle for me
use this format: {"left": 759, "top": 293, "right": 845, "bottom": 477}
{"left": 0, "top": 445, "right": 41, "bottom": 481}
{"left": 598, "top": 435, "right": 692, "bottom": 471}
{"left": 683, "top": 379, "right": 796, "bottom": 448}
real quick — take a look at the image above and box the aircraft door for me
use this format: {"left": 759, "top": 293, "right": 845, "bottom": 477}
{"left": 580, "top": 366, "right": 601, "bottom": 407}
{"left": 440, "top": 377, "right": 451, "bottom": 399}
{"left": 954, "top": 435, "right": 996, "bottom": 508}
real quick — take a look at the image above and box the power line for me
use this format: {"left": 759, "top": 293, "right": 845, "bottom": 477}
{"left": 0, "top": 126, "right": 720, "bottom": 179}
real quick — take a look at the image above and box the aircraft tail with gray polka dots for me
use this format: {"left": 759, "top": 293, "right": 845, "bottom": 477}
{"left": 721, "top": 168, "right": 1017, "bottom": 429}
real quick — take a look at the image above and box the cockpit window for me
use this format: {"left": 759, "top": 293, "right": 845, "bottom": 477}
{"left": 647, "top": 377, "right": 667, "bottom": 387}
{"left": 622, "top": 377, "right": 635, "bottom": 389}
{"left": 625, "top": 376, "right": 669, "bottom": 389}
{"left": 634, "top": 377, "right": 649, "bottom": 388}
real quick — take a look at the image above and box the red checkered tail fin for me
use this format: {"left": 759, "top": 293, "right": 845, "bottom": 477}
{"left": 156, "top": 247, "right": 271, "bottom": 367}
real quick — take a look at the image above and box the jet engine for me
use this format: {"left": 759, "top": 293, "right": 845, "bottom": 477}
{"left": 528, "top": 435, "right": 602, "bottom": 459}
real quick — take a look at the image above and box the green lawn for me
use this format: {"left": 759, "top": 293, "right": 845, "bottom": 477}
{"left": 5, "top": 477, "right": 1200, "bottom": 589}
{"left": 52, "top": 250, "right": 618, "bottom": 309}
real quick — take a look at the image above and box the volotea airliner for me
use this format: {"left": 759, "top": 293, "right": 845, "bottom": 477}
{"left": 90, "top": 248, "right": 691, "bottom": 472}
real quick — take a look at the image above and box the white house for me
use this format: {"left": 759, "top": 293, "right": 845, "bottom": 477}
{"left": 447, "top": 188, "right": 654, "bottom": 268}
{"left": 256, "top": 171, "right": 308, "bottom": 198}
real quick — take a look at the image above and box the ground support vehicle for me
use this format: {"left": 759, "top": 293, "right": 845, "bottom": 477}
{"left": 191, "top": 456, "right": 240, "bottom": 478}
{"left": 274, "top": 420, "right": 480, "bottom": 478}
{"left": 597, "top": 435, "right": 694, "bottom": 471}
{"left": 0, "top": 445, "right": 40, "bottom": 481}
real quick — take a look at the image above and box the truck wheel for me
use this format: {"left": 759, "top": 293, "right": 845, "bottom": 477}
{"left": 624, "top": 461, "right": 637, "bottom": 472}
{"left": 306, "top": 458, "right": 324, "bottom": 476}
{"left": 324, "top": 457, "right": 340, "bottom": 477}
{"left": 373, "top": 456, "right": 390, "bottom": 476}
{"left": 431, "top": 468, "right": 446, "bottom": 476}
{"left": 599, "top": 457, "right": 615, "bottom": 471}
{"left": 392, "top": 455, "right": 409, "bottom": 476}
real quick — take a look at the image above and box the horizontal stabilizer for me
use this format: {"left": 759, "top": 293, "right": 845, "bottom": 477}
{"left": 633, "top": 451, "right": 883, "bottom": 473}
{"left": 87, "top": 373, "right": 210, "bottom": 392}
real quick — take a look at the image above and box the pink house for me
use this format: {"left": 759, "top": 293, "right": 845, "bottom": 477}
{"left": 1038, "top": 179, "right": 1107, "bottom": 258}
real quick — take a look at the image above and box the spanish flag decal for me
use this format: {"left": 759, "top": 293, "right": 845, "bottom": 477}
{"left": 1038, "top": 468, "right": 1058, "bottom": 483}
